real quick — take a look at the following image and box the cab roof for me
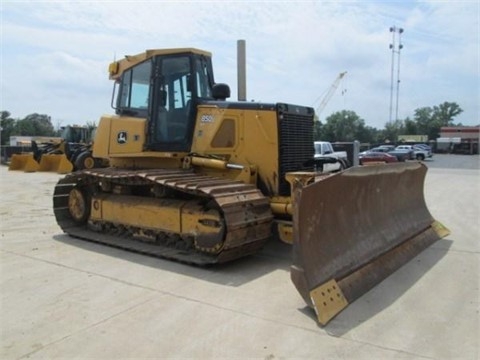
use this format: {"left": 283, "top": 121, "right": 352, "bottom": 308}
{"left": 108, "top": 48, "right": 212, "bottom": 80}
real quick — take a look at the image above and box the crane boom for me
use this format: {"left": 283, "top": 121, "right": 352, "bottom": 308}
{"left": 315, "top": 71, "right": 347, "bottom": 116}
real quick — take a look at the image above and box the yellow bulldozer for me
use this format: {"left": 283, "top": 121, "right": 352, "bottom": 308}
{"left": 52, "top": 48, "right": 449, "bottom": 325}
{"left": 9, "top": 125, "right": 107, "bottom": 173}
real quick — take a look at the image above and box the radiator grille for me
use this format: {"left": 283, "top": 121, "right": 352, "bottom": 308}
{"left": 277, "top": 104, "right": 314, "bottom": 196}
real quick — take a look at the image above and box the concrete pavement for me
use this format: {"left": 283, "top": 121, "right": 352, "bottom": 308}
{"left": 1, "top": 155, "right": 478, "bottom": 359}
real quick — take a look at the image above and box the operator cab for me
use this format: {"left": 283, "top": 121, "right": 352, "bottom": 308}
{"left": 112, "top": 49, "right": 226, "bottom": 152}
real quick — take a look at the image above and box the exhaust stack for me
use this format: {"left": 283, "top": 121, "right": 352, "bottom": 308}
{"left": 237, "top": 40, "right": 247, "bottom": 101}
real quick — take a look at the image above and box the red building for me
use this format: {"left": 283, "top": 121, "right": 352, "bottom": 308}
{"left": 438, "top": 126, "right": 479, "bottom": 154}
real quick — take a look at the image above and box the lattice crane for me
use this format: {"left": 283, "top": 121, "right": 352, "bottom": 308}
{"left": 315, "top": 71, "right": 347, "bottom": 117}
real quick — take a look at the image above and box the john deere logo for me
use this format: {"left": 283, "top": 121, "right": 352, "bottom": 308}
{"left": 117, "top": 131, "right": 127, "bottom": 144}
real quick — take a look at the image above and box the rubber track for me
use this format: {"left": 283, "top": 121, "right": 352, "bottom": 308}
{"left": 53, "top": 168, "right": 274, "bottom": 265}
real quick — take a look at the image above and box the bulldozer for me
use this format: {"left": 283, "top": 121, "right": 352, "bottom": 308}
{"left": 52, "top": 47, "right": 449, "bottom": 325}
{"left": 9, "top": 125, "right": 107, "bottom": 173}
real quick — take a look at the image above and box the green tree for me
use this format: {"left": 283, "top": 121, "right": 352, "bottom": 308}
{"left": 414, "top": 102, "right": 463, "bottom": 140}
{"left": 403, "top": 117, "right": 417, "bottom": 135}
{"left": 414, "top": 107, "right": 434, "bottom": 137}
{"left": 322, "top": 110, "right": 373, "bottom": 142}
{"left": 1, "top": 111, "right": 16, "bottom": 145}
{"left": 85, "top": 120, "right": 97, "bottom": 130}
{"left": 382, "top": 119, "right": 404, "bottom": 144}
{"left": 313, "top": 119, "right": 326, "bottom": 141}
{"left": 414, "top": 101, "right": 463, "bottom": 140}
{"left": 361, "top": 125, "right": 382, "bottom": 144}
{"left": 433, "top": 101, "right": 463, "bottom": 126}
{"left": 13, "top": 113, "right": 55, "bottom": 136}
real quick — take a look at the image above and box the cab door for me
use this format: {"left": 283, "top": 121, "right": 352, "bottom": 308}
{"left": 147, "top": 55, "right": 194, "bottom": 152}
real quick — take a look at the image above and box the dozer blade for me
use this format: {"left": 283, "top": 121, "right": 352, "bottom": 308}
{"left": 8, "top": 154, "right": 39, "bottom": 172}
{"left": 290, "top": 162, "right": 449, "bottom": 326}
{"left": 38, "top": 154, "right": 73, "bottom": 174}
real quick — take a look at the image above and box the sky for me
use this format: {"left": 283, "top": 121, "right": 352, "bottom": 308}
{"left": 1, "top": 0, "right": 479, "bottom": 130}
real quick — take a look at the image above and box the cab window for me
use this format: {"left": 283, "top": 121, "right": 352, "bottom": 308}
{"left": 118, "top": 60, "right": 151, "bottom": 111}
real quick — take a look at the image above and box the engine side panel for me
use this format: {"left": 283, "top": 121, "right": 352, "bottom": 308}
{"left": 190, "top": 103, "right": 314, "bottom": 197}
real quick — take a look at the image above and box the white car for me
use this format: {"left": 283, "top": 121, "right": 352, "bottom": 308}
{"left": 395, "top": 145, "right": 432, "bottom": 160}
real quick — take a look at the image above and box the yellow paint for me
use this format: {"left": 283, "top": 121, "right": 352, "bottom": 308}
{"left": 38, "top": 154, "right": 73, "bottom": 174}
{"left": 191, "top": 105, "right": 279, "bottom": 188}
{"left": 309, "top": 279, "right": 349, "bottom": 326}
{"left": 8, "top": 154, "right": 39, "bottom": 172}
{"left": 431, "top": 220, "right": 450, "bottom": 238}
{"left": 108, "top": 48, "right": 212, "bottom": 80}
{"left": 90, "top": 194, "right": 222, "bottom": 237}
{"left": 93, "top": 114, "right": 186, "bottom": 169}
{"left": 275, "top": 221, "right": 293, "bottom": 244}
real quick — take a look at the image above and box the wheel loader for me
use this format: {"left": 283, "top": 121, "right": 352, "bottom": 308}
{"left": 9, "top": 125, "right": 107, "bottom": 173}
{"left": 41, "top": 125, "right": 108, "bottom": 172}
{"left": 52, "top": 48, "right": 449, "bottom": 325}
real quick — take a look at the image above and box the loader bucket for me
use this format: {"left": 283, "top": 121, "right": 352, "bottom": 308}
{"left": 290, "top": 162, "right": 449, "bottom": 326}
{"left": 8, "top": 154, "right": 39, "bottom": 172}
{"left": 38, "top": 154, "right": 73, "bottom": 174}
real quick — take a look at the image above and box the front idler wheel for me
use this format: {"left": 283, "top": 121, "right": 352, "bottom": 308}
{"left": 68, "top": 187, "right": 90, "bottom": 223}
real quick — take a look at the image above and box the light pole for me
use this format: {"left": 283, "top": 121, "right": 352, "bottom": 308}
{"left": 389, "top": 26, "right": 404, "bottom": 124}
{"left": 0, "top": 125, "right": 3, "bottom": 162}
{"left": 395, "top": 28, "right": 404, "bottom": 122}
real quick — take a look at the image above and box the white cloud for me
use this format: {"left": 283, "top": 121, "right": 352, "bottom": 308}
{"left": 1, "top": 0, "right": 478, "bottom": 128}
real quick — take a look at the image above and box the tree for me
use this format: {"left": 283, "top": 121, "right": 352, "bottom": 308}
{"left": 362, "top": 125, "right": 383, "bottom": 144}
{"left": 85, "top": 120, "right": 97, "bottom": 130}
{"left": 433, "top": 101, "right": 463, "bottom": 126}
{"left": 414, "top": 102, "right": 463, "bottom": 140}
{"left": 322, "top": 110, "right": 376, "bottom": 143}
{"left": 382, "top": 119, "right": 405, "bottom": 144}
{"left": 13, "top": 113, "right": 55, "bottom": 136}
{"left": 404, "top": 117, "right": 417, "bottom": 135}
{"left": 313, "top": 120, "right": 325, "bottom": 141}
{"left": 1, "top": 111, "right": 16, "bottom": 145}
{"left": 413, "top": 107, "right": 433, "bottom": 138}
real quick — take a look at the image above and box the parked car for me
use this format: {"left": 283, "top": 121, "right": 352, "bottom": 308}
{"left": 313, "top": 141, "right": 350, "bottom": 173}
{"left": 413, "top": 144, "right": 431, "bottom": 151}
{"left": 368, "top": 146, "right": 413, "bottom": 162}
{"left": 396, "top": 145, "right": 432, "bottom": 161}
{"left": 359, "top": 151, "right": 398, "bottom": 165}
{"left": 369, "top": 146, "right": 391, "bottom": 153}
{"left": 377, "top": 145, "right": 395, "bottom": 152}
{"left": 413, "top": 144, "right": 433, "bottom": 156}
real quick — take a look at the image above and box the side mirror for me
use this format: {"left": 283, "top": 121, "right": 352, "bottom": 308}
{"left": 212, "top": 83, "right": 230, "bottom": 100}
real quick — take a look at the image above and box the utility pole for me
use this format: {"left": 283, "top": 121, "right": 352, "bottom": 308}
{"left": 389, "top": 26, "right": 404, "bottom": 124}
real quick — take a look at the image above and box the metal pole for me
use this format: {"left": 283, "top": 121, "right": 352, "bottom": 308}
{"left": 0, "top": 125, "right": 2, "bottom": 162}
{"left": 395, "top": 29, "right": 404, "bottom": 122}
{"left": 237, "top": 40, "right": 247, "bottom": 101}
{"left": 388, "top": 27, "right": 396, "bottom": 124}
